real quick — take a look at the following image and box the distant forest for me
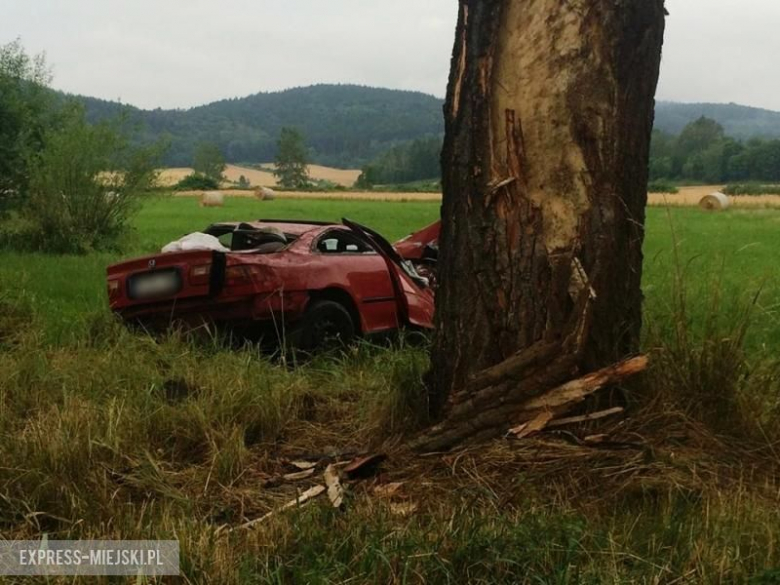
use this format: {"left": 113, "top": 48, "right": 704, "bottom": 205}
{"left": 651, "top": 117, "right": 780, "bottom": 183}
{"left": 73, "top": 84, "right": 780, "bottom": 185}
{"left": 76, "top": 84, "right": 444, "bottom": 169}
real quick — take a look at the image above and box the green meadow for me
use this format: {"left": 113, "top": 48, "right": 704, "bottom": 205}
{"left": 1, "top": 196, "right": 779, "bottom": 583}
{"left": 1, "top": 196, "right": 778, "bottom": 346}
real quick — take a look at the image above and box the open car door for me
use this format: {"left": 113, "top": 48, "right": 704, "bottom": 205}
{"left": 342, "top": 218, "right": 435, "bottom": 329}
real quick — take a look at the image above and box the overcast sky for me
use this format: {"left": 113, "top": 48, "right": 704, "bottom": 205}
{"left": 1, "top": 0, "right": 778, "bottom": 111}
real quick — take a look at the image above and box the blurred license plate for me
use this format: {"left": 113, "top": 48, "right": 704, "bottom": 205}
{"left": 130, "top": 270, "right": 181, "bottom": 299}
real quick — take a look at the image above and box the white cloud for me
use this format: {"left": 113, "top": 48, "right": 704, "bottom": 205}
{"left": 1, "top": 0, "right": 777, "bottom": 111}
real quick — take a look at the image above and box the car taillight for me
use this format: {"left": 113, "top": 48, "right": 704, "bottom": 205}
{"left": 189, "top": 264, "right": 211, "bottom": 285}
{"left": 225, "top": 266, "right": 251, "bottom": 286}
{"left": 107, "top": 279, "right": 120, "bottom": 298}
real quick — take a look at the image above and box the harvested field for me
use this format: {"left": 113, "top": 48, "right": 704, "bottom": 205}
{"left": 259, "top": 163, "right": 361, "bottom": 187}
{"left": 174, "top": 189, "right": 442, "bottom": 201}
{"left": 173, "top": 184, "right": 780, "bottom": 206}
{"left": 157, "top": 165, "right": 278, "bottom": 188}
{"left": 648, "top": 185, "right": 780, "bottom": 208}
{"left": 158, "top": 164, "right": 361, "bottom": 189}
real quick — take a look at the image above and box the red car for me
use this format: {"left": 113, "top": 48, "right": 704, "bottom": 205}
{"left": 107, "top": 218, "right": 440, "bottom": 350}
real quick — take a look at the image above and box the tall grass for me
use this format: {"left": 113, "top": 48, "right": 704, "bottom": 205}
{"left": 0, "top": 285, "right": 779, "bottom": 582}
{"left": 641, "top": 211, "right": 780, "bottom": 443}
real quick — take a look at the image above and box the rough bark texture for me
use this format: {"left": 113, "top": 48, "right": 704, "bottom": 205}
{"left": 422, "top": 0, "right": 666, "bottom": 451}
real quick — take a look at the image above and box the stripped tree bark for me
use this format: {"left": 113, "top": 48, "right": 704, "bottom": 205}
{"left": 419, "top": 0, "right": 666, "bottom": 451}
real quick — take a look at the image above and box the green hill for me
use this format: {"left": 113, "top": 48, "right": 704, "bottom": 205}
{"left": 75, "top": 84, "right": 444, "bottom": 168}
{"left": 654, "top": 101, "right": 780, "bottom": 139}
{"left": 69, "top": 85, "right": 780, "bottom": 169}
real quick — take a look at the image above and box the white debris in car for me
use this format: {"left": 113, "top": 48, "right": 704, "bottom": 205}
{"left": 161, "top": 232, "right": 229, "bottom": 254}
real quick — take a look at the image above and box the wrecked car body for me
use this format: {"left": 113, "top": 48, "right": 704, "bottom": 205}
{"left": 107, "top": 219, "right": 440, "bottom": 350}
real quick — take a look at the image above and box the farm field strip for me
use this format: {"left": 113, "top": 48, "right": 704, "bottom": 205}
{"left": 158, "top": 164, "right": 362, "bottom": 189}
{"left": 172, "top": 184, "right": 780, "bottom": 206}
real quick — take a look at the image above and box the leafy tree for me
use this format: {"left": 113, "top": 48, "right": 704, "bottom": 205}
{"left": 672, "top": 117, "right": 725, "bottom": 176}
{"left": 682, "top": 153, "right": 705, "bottom": 180}
{"left": 649, "top": 156, "right": 673, "bottom": 180}
{"left": 699, "top": 139, "right": 743, "bottom": 183}
{"left": 645, "top": 117, "right": 780, "bottom": 185}
{"left": 23, "top": 107, "right": 162, "bottom": 253}
{"left": 0, "top": 40, "right": 52, "bottom": 211}
{"left": 357, "top": 137, "right": 442, "bottom": 186}
{"left": 676, "top": 116, "right": 725, "bottom": 154}
{"left": 237, "top": 174, "right": 251, "bottom": 189}
{"left": 174, "top": 174, "right": 219, "bottom": 191}
{"left": 192, "top": 142, "right": 226, "bottom": 182}
{"left": 274, "top": 128, "right": 309, "bottom": 189}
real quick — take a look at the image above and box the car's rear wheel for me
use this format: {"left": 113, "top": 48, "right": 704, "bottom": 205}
{"left": 293, "top": 300, "right": 355, "bottom": 352}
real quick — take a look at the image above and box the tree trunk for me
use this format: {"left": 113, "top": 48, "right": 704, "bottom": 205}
{"left": 422, "top": 0, "right": 666, "bottom": 451}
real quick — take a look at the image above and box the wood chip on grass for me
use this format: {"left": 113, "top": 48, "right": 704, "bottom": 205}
{"left": 236, "top": 485, "right": 326, "bottom": 531}
{"left": 324, "top": 464, "right": 345, "bottom": 509}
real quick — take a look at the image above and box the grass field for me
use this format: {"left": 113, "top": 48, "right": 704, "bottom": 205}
{"left": 1, "top": 196, "right": 777, "bottom": 346}
{"left": 1, "top": 196, "right": 780, "bottom": 583}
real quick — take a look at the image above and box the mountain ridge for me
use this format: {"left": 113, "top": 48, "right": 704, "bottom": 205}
{"left": 67, "top": 84, "right": 780, "bottom": 168}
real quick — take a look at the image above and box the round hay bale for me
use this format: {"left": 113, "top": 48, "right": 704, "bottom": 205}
{"left": 699, "top": 192, "right": 730, "bottom": 211}
{"left": 200, "top": 191, "right": 224, "bottom": 208}
{"left": 254, "top": 186, "right": 276, "bottom": 201}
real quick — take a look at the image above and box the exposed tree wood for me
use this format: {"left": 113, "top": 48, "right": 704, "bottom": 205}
{"left": 520, "top": 356, "right": 647, "bottom": 412}
{"left": 288, "top": 460, "right": 318, "bottom": 471}
{"left": 508, "top": 410, "right": 554, "bottom": 439}
{"left": 323, "top": 464, "right": 345, "bottom": 509}
{"left": 424, "top": 0, "right": 665, "bottom": 451}
{"left": 283, "top": 469, "right": 316, "bottom": 481}
{"left": 421, "top": 356, "right": 647, "bottom": 451}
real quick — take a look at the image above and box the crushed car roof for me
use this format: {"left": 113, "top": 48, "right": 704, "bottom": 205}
{"left": 207, "top": 219, "right": 339, "bottom": 236}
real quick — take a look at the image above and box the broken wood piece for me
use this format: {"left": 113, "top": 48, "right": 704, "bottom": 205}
{"left": 508, "top": 410, "right": 554, "bottom": 439}
{"left": 547, "top": 407, "right": 625, "bottom": 428}
{"left": 521, "top": 356, "right": 648, "bottom": 412}
{"left": 504, "top": 357, "right": 646, "bottom": 441}
{"left": 584, "top": 434, "right": 609, "bottom": 444}
{"left": 466, "top": 340, "right": 561, "bottom": 393}
{"left": 323, "top": 464, "right": 345, "bottom": 509}
{"left": 343, "top": 454, "right": 387, "bottom": 479}
{"left": 237, "top": 485, "right": 326, "bottom": 530}
{"left": 283, "top": 469, "right": 316, "bottom": 481}
{"left": 289, "top": 460, "right": 318, "bottom": 471}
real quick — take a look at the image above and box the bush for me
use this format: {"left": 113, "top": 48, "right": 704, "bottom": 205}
{"left": 0, "top": 40, "right": 52, "bottom": 214}
{"left": 22, "top": 107, "right": 161, "bottom": 253}
{"left": 723, "top": 183, "right": 780, "bottom": 196}
{"left": 379, "top": 179, "right": 441, "bottom": 193}
{"left": 647, "top": 179, "right": 679, "bottom": 194}
{"left": 175, "top": 173, "right": 220, "bottom": 191}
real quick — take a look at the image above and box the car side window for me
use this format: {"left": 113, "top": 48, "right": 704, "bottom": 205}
{"left": 218, "top": 233, "right": 233, "bottom": 248}
{"left": 316, "top": 231, "right": 373, "bottom": 254}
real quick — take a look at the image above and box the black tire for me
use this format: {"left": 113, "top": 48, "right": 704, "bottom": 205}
{"left": 293, "top": 300, "right": 355, "bottom": 352}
